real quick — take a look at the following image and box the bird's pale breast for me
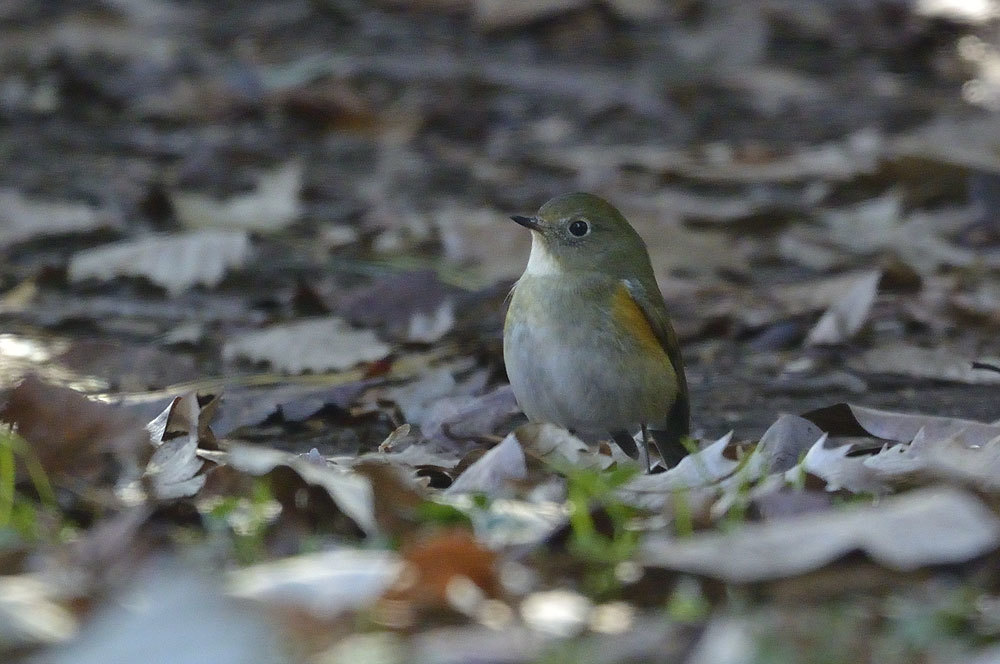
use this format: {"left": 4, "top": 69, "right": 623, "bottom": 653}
{"left": 503, "top": 273, "right": 678, "bottom": 437}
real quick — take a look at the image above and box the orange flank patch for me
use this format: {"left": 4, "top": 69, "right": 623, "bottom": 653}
{"left": 611, "top": 283, "right": 669, "bottom": 359}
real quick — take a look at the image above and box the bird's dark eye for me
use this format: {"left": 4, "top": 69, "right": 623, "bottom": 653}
{"left": 568, "top": 219, "right": 590, "bottom": 237}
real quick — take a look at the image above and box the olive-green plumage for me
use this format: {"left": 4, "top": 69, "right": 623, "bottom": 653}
{"left": 503, "top": 193, "right": 690, "bottom": 468}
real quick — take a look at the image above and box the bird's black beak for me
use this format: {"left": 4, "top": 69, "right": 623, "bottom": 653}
{"left": 510, "top": 215, "right": 541, "bottom": 231}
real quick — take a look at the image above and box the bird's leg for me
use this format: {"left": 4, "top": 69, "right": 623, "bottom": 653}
{"left": 640, "top": 423, "right": 652, "bottom": 473}
{"left": 611, "top": 430, "right": 640, "bottom": 459}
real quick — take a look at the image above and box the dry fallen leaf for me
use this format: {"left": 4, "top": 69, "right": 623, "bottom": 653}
{"left": 420, "top": 385, "right": 520, "bottom": 446}
{"left": 712, "top": 415, "right": 824, "bottom": 512}
{"left": 171, "top": 161, "right": 302, "bottom": 231}
{"left": 223, "top": 317, "right": 391, "bottom": 373}
{"left": 851, "top": 345, "right": 1000, "bottom": 385}
{"left": 803, "top": 402, "right": 1000, "bottom": 447}
{"left": 641, "top": 486, "right": 1000, "bottom": 582}
{"left": 209, "top": 379, "right": 374, "bottom": 437}
{"left": 0, "top": 374, "right": 150, "bottom": 484}
{"left": 514, "top": 422, "right": 618, "bottom": 470}
{"left": 0, "top": 575, "right": 77, "bottom": 650}
{"left": 446, "top": 432, "right": 527, "bottom": 494}
{"left": 68, "top": 230, "right": 251, "bottom": 296}
{"left": 795, "top": 434, "right": 891, "bottom": 494}
{"left": 143, "top": 394, "right": 207, "bottom": 500}
{"left": 805, "top": 270, "right": 881, "bottom": 345}
{"left": 341, "top": 270, "right": 460, "bottom": 343}
{"left": 227, "top": 443, "right": 377, "bottom": 535}
{"left": 47, "top": 561, "right": 286, "bottom": 664}
{"left": 623, "top": 432, "right": 738, "bottom": 495}
{"left": 888, "top": 116, "right": 1000, "bottom": 174}
{"left": 0, "top": 188, "right": 112, "bottom": 246}
{"left": 353, "top": 461, "right": 430, "bottom": 538}
{"left": 923, "top": 431, "right": 1000, "bottom": 490}
{"left": 227, "top": 549, "right": 403, "bottom": 619}
{"left": 380, "top": 529, "right": 500, "bottom": 612}
{"left": 751, "top": 414, "right": 825, "bottom": 474}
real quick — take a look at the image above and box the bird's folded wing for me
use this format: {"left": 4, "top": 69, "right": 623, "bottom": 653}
{"left": 622, "top": 278, "right": 690, "bottom": 435}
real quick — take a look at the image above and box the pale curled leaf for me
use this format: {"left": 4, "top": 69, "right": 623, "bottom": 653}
{"left": 227, "top": 549, "right": 402, "bottom": 618}
{"left": 0, "top": 189, "right": 109, "bottom": 246}
{"left": 376, "top": 365, "right": 463, "bottom": 426}
{"left": 924, "top": 431, "right": 1000, "bottom": 490}
{"left": 642, "top": 486, "right": 1000, "bottom": 582}
{"left": 446, "top": 432, "right": 526, "bottom": 495}
{"left": 624, "top": 432, "right": 737, "bottom": 494}
{"left": 378, "top": 423, "right": 413, "bottom": 453}
{"left": 145, "top": 392, "right": 204, "bottom": 447}
{"left": 171, "top": 161, "right": 303, "bottom": 231}
{"left": 223, "top": 316, "right": 390, "bottom": 373}
{"left": 144, "top": 394, "right": 205, "bottom": 499}
{"left": 227, "top": 444, "right": 377, "bottom": 535}
{"left": 796, "top": 434, "right": 891, "bottom": 494}
{"left": 514, "top": 423, "right": 616, "bottom": 470}
{"left": 768, "top": 270, "right": 883, "bottom": 317}
{"left": 406, "top": 299, "right": 455, "bottom": 343}
{"left": 796, "top": 425, "right": 953, "bottom": 492}
{"left": 888, "top": 116, "right": 1000, "bottom": 173}
{"left": 0, "top": 575, "right": 77, "bottom": 649}
{"left": 805, "top": 269, "right": 881, "bottom": 345}
{"left": 68, "top": 231, "right": 250, "bottom": 296}
{"left": 861, "top": 427, "right": 933, "bottom": 477}
{"left": 446, "top": 494, "right": 567, "bottom": 549}
{"left": 144, "top": 397, "right": 180, "bottom": 448}
{"left": 818, "top": 194, "right": 901, "bottom": 255}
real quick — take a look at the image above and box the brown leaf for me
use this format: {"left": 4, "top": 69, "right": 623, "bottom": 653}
{"left": 353, "top": 461, "right": 428, "bottom": 538}
{"left": 381, "top": 530, "right": 500, "bottom": 611}
{"left": 0, "top": 375, "right": 149, "bottom": 483}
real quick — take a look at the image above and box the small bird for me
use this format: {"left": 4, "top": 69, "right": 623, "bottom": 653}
{"left": 503, "top": 193, "right": 690, "bottom": 470}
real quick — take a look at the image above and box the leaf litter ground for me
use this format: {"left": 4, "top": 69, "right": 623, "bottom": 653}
{"left": 2, "top": 1, "right": 1000, "bottom": 663}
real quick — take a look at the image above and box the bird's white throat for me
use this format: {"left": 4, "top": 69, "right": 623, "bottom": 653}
{"left": 524, "top": 232, "right": 561, "bottom": 276}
